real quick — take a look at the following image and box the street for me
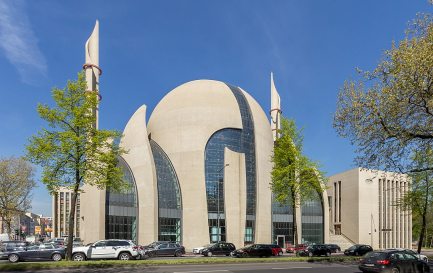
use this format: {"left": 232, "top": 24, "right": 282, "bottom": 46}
{"left": 1, "top": 262, "right": 361, "bottom": 273}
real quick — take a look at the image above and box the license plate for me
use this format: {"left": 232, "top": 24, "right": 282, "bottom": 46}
{"left": 364, "top": 264, "right": 374, "bottom": 267}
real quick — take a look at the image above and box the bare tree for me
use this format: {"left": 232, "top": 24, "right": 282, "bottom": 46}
{"left": 0, "top": 157, "right": 35, "bottom": 238}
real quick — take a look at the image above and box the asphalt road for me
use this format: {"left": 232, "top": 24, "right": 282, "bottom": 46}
{"left": 1, "top": 262, "right": 362, "bottom": 273}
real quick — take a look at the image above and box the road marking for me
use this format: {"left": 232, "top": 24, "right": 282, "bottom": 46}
{"left": 173, "top": 269, "right": 229, "bottom": 273}
{"left": 272, "top": 267, "right": 313, "bottom": 270}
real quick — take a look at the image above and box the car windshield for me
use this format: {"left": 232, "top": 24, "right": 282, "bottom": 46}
{"left": 85, "top": 242, "right": 94, "bottom": 246}
{"left": 348, "top": 245, "right": 358, "bottom": 250}
{"left": 204, "top": 244, "right": 214, "bottom": 248}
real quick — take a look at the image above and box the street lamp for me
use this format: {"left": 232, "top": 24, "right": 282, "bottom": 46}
{"left": 217, "top": 163, "right": 229, "bottom": 242}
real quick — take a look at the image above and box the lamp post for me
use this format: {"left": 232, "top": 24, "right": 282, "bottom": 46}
{"left": 217, "top": 163, "right": 229, "bottom": 242}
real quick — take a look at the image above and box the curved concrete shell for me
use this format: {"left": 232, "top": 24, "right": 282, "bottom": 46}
{"left": 147, "top": 80, "right": 274, "bottom": 249}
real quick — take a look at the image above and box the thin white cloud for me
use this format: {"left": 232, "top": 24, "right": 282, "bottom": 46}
{"left": 0, "top": 0, "right": 47, "bottom": 84}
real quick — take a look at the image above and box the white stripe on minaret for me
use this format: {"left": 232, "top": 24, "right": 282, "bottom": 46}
{"left": 270, "top": 72, "right": 281, "bottom": 141}
{"left": 84, "top": 20, "right": 100, "bottom": 129}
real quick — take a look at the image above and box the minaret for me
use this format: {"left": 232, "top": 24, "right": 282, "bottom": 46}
{"left": 270, "top": 72, "right": 282, "bottom": 141}
{"left": 83, "top": 20, "right": 101, "bottom": 129}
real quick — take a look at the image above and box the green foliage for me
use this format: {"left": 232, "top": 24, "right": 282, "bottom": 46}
{"left": 0, "top": 157, "right": 35, "bottom": 237}
{"left": 398, "top": 148, "right": 433, "bottom": 252}
{"left": 271, "top": 117, "right": 325, "bottom": 207}
{"left": 334, "top": 14, "right": 433, "bottom": 173}
{"left": 26, "top": 72, "right": 127, "bottom": 194}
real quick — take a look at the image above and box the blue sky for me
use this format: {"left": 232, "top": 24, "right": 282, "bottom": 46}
{"left": 0, "top": 0, "right": 431, "bottom": 216}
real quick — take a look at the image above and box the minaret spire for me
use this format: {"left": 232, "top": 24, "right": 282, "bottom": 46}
{"left": 83, "top": 20, "right": 101, "bottom": 129}
{"left": 270, "top": 72, "right": 282, "bottom": 141}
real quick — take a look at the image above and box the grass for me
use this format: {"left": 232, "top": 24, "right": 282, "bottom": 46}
{"left": 0, "top": 256, "right": 361, "bottom": 271}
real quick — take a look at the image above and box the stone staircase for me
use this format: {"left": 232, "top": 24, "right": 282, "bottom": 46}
{"left": 328, "top": 233, "right": 356, "bottom": 251}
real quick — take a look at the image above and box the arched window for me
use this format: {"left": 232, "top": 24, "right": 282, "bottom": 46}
{"left": 301, "top": 190, "right": 324, "bottom": 244}
{"left": 204, "top": 84, "right": 257, "bottom": 244}
{"left": 150, "top": 140, "right": 182, "bottom": 243}
{"left": 105, "top": 157, "right": 138, "bottom": 242}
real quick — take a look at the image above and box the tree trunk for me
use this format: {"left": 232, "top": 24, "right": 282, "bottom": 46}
{"left": 291, "top": 190, "right": 298, "bottom": 247}
{"left": 66, "top": 181, "right": 80, "bottom": 260}
{"left": 5, "top": 218, "right": 12, "bottom": 240}
{"left": 417, "top": 174, "right": 430, "bottom": 254}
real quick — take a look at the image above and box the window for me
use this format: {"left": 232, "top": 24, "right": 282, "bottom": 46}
{"left": 94, "top": 241, "right": 107, "bottom": 247}
{"left": 272, "top": 193, "right": 294, "bottom": 244}
{"left": 105, "top": 157, "right": 138, "bottom": 242}
{"left": 150, "top": 140, "right": 182, "bottom": 243}
{"left": 301, "top": 190, "right": 324, "bottom": 244}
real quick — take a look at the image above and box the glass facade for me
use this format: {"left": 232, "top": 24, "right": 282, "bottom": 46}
{"left": 272, "top": 195, "right": 294, "bottom": 245}
{"left": 150, "top": 140, "right": 182, "bottom": 243}
{"left": 105, "top": 157, "right": 138, "bottom": 242}
{"left": 204, "top": 84, "right": 257, "bottom": 244}
{"left": 301, "top": 190, "right": 324, "bottom": 244}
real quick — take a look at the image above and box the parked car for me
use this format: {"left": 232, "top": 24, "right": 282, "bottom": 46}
{"left": 298, "top": 244, "right": 332, "bottom": 257}
{"left": 5, "top": 243, "right": 65, "bottom": 263}
{"left": 146, "top": 242, "right": 185, "bottom": 257}
{"left": 286, "top": 243, "right": 295, "bottom": 253}
{"left": 47, "top": 238, "right": 65, "bottom": 247}
{"left": 324, "top": 244, "right": 341, "bottom": 253}
{"left": 294, "top": 244, "right": 309, "bottom": 253}
{"left": 201, "top": 242, "right": 236, "bottom": 257}
{"left": 344, "top": 244, "right": 373, "bottom": 256}
{"left": 359, "top": 249, "right": 430, "bottom": 273}
{"left": 0, "top": 241, "right": 31, "bottom": 260}
{"left": 71, "top": 239, "right": 140, "bottom": 261}
{"left": 135, "top": 245, "right": 153, "bottom": 259}
{"left": 388, "top": 248, "right": 428, "bottom": 263}
{"left": 193, "top": 244, "right": 213, "bottom": 254}
{"left": 64, "top": 237, "right": 83, "bottom": 247}
{"left": 231, "top": 244, "right": 273, "bottom": 258}
{"left": 266, "top": 244, "right": 283, "bottom": 256}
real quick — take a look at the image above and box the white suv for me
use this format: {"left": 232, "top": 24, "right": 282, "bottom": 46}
{"left": 72, "top": 239, "right": 139, "bottom": 261}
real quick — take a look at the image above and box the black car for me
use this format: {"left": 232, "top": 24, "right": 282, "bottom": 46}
{"left": 359, "top": 249, "right": 430, "bottom": 273}
{"left": 201, "top": 242, "right": 236, "bottom": 257}
{"left": 344, "top": 244, "right": 373, "bottom": 256}
{"left": 324, "top": 244, "right": 341, "bottom": 253}
{"left": 147, "top": 242, "right": 185, "bottom": 257}
{"left": 298, "top": 244, "right": 332, "bottom": 257}
{"left": 5, "top": 243, "right": 65, "bottom": 263}
{"left": 231, "top": 244, "right": 273, "bottom": 258}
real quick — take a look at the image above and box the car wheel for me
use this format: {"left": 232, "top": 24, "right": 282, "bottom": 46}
{"left": 308, "top": 252, "right": 313, "bottom": 257}
{"left": 278, "top": 251, "right": 283, "bottom": 256}
{"left": 241, "top": 253, "right": 248, "bottom": 258}
{"left": 207, "top": 251, "right": 213, "bottom": 257}
{"left": 355, "top": 252, "right": 359, "bottom": 256}
{"left": 174, "top": 251, "right": 182, "bottom": 257}
{"left": 8, "top": 254, "right": 19, "bottom": 263}
{"left": 118, "top": 252, "right": 131, "bottom": 260}
{"left": 391, "top": 267, "right": 400, "bottom": 273}
{"left": 52, "top": 253, "right": 62, "bottom": 261}
{"left": 72, "top": 253, "right": 86, "bottom": 261}
{"left": 326, "top": 252, "right": 331, "bottom": 257}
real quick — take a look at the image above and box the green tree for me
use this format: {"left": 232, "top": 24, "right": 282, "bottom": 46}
{"left": 399, "top": 148, "right": 433, "bottom": 253}
{"left": 0, "top": 157, "right": 35, "bottom": 239}
{"left": 26, "top": 72, "right": 127, "bottom": 260}
{"left": 271, "top": 117, "right": 324, "bottom": 245}
{"left": 333, "top": 14, "right": 433, "bottom": 174}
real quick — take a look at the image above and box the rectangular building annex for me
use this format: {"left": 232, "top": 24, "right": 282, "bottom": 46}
{"left": 52, "top": 187, "right": 81, "bottom": 238}
{"left": 328, "top": 168, "right": 412, "bottom": 250}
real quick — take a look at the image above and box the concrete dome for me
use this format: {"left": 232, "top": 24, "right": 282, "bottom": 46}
{"left": 146, "top": 79, "right": 273, "bottom": 249}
